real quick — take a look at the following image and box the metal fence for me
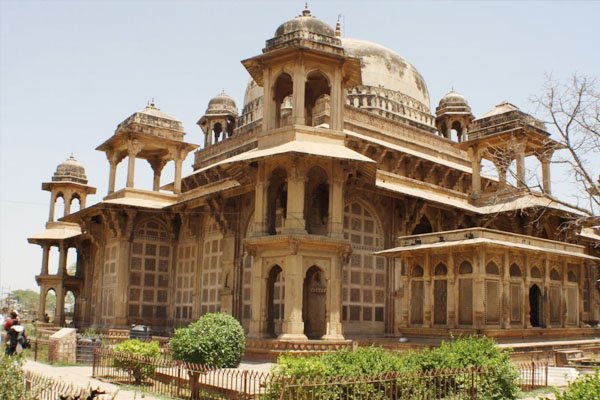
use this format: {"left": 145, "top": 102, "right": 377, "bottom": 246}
{"left": 516, "top": 361, "right": 549, "bottom": 391}
{"left": 93, "top": 349, "right": 511, "bottom": 399}
{"left": 23, "top": 370, "right": 114, "bottom": 400}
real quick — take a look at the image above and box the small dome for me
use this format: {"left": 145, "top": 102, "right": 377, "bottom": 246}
{"left": 439, "top": 90, "right": 469, "bottom": 107}
{"left": 116, "top": 101, "right": 185, "bottom": 136}
{"left": 205, "top": 91, "right": 238, "bottom": 116}
{"left": 436, "top": 90, "right": 472, "bottom": 117}
{"left": 52, "top": 155, "right": 88, "bottom": 184}
{"left": 274, "top": 6, "right": 335, "bottom": 38}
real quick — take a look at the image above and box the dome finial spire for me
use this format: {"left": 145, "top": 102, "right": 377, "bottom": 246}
{"left": 335, "top": 15, "right": 341, "bottom": 37}
{"left": 302, "top": 3, "right": 311, "bottom": 17}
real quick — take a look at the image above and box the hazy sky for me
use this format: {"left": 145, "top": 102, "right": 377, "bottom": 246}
{"left": 1, "top": 0, "right": 599, "bottom": 291}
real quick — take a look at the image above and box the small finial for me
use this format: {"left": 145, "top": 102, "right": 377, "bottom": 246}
{"left": 302, "top": 3, "right": 311, "bottom": 16}
{"left": 335, "top": 15, "right": 341, "bottom": 37}
{"left": 150, "top": 97, "right": 155, "bottom": 107}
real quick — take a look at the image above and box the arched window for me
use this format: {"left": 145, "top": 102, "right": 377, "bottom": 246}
{"left": 412, "top": 265, "right": 424, "bottom": 277}
{"left": 411, "top": 215, "right": 433, "bottom": 235}
{"left": 531, "top": 267, "right": 542, "bottom": 279}
{"left": 459, "top": 261, "right": 473, "bottom": 275}
{"left": 273, "top": 73, "right": 293, "bottom": 128}
{"left": 567, "top": 270, "right": 577, "bottom": 282}
{"left": 342, "top": 201, "right": 385, "bottom": 333}
{"left": 434, "top": 263, "right": 447, "bottom": 276}
{"left": 550, "top": 269, "right": 561, "bottom": 281}
{"left": 304, "top": 70, "right": 330, "bottom": 126}
{"left": 566, "top": 269, "right": 578, "bottom": 325}
{"left": 486, "top": 261, "right": 500, "bottom": 275}
{"left": 509, "top": 263, "right": 522, "bottom": 277}
{"left": 129, "top": 219, "right": 171, "bottom": 323}
{"left": 410, "top": 264, "right": 425, "bottom": 325}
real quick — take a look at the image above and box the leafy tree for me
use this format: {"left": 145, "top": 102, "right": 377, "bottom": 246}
{"left": 0, "top": 354, "right": 28, "bottom": 400}
{"left": 9, "top": 289, "right": 39, "bottom": 312}
{"left": 551, "top": 370, "right": 600, "bottom": 400}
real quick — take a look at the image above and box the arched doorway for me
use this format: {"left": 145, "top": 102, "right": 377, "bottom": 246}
{"left": 266, "top": 265, "right": 284, "bottom": 337}
{"left": 529, "top": 284, "right": 543, "bottom": 327}
{"left": 303, "top": 266, "right": 326, "bottom": 338}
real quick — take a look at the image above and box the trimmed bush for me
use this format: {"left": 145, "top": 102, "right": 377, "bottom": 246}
{"left": 553, "top": 371, "right": 600, "bottom": 400}
{"left": 169, "top": 312, "right": 245, "bottom": 368}
{"left": 114, "top": 339, "right": 161, "bottom": 384}
{"left": 269, "top": 336, "right": 520, "bottom": 400}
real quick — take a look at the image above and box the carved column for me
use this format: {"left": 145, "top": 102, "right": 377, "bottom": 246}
{"left": 323, "top": 251, "right": 345, "bottom": 340}
{"left": 149, "top": 158, "right": 167, "bottom": 192}
{"left": 329, "top": 171, "right": 344, "bottom": 239}
{"left": 63, "top": 192, "right": 72, "bottom": 217}
{"left": 248, "top": 252, "right": 268, "bottom": 338}
{"left": 263, "top": 67, "right": 274, "bottom": 132}
{"left": 540, "top": 156, "right": 552, "bottom": 194}
{"left": 55, "top": 284, "right": 65, "bottom": 326}
{"left": 107, "top": 153, "right": 120, "bottom": 194}
{"left": 292, "top": 60, "right": 306, "bottom": 126}
{"left": 516, "top": 151, "right": 526, "bottom": 189}
{"left": 502, "top": 251, "right": 510, "bottom": 329}
{"left": 423, "top": 254, "right": 432, "bottom": 327}
{"left": 473, "top": 249, "right": 485, "bottom": 329}
{"left": 469, "top": 146, "right": 481, "bottom": 196}
{"left": 173, "top": 148, "right": 185, "bottom": 194}
{"left": 220, "top": 232, "right": 236, "bottom": 314}
{"left": 38, "top": 284, "right": 47, "bottom": 322}
{"left": 126, "top": 139, "right": 142, "bottom": 188}
{"left": 253, "top": 164, "right": 267, "bottom": 235}
{"left": 447, "top": 254, "right": 456, "bottom": 328}
{"left": 283, "top": 160, "right": 307, "bottom": 234}
{"left": 280, "top": 253, "right": 307, "bottom": 340}
{"left": 330, "top": 68, "right": 343, "bottom": 131}
{"left": 58, "top": 243, "right": 67, "bottom": 276}
{"left": 41, "top": 245, "right": 50, "bottom": 275}
{"left": 48, "top": 191, "right": 57, "bottom": 222}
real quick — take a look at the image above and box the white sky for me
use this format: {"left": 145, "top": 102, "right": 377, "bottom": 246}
{"left": 1, "top": 0, "right": 599, "bottom": 291}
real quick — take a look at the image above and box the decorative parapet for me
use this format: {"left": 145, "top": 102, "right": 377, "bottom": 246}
{"left": 265, "top": 30, "right": 343, "bottom": 53}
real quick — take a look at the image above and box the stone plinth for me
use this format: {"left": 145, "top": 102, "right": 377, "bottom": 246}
{"left": 49, "top": 328, "right": 77, "bottom": 364}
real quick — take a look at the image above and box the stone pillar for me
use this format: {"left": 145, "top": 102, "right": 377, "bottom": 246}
{"left": 113, "top": 238, "right": 130, "bottom": 326}
{"left": 279, "top": 254, "right": 307, "bottom": 340}
{"left": 516, "top": 152, "right": 526, "bottom": 188}
{"left": 38, "top": 284, "right": 47, "bottom": 321}
{"left": 55, "top": 285, "right": 65, "bottom": 326}
{"left": 58, "top": 244, "right": 67, "bottom": 276}
{"left": 48, "top": 192, "right": 57, "bottom": 223}
{"left": 253, "top": 164, "right": 267, "bottom": 235}
{"left": 263, "top": 68, "right": 274, "bottom": 132}
{"left": 502, "top": 251, "right": 510, "bottom": 328}
{"left": 63, "top": 193, "right": 71, "bottom": 217}
{"left": 173, "top": 149, "right": 184, "bottom": 194}
{"left": 248, "top": 254, "right": 268, "bottom": 338}
{"left": 107, "top": 154, "right": 119, "bottom": 194}
{"left": 469, "top": 147, "right": 481, "bottom": 195}
{"left": 330, "top": 68, "right": 343, "bottom": 131}
{"left": 561, "top": 261, "right": 568, "bottom": 328}
{"left": 329, "top": 173, "right": 344, "bottom": 239}
{"left": 524, "top": 254, "right": 532, "bottom": 328}
{"left": 220, "top": 232, "right": 236, "bottom": 314}
{"left": 497, "top": 163, "right": 508, "bottom": 190}
{"left": 543, "top": 257, "right": 551, "bottom": 328}
{"left": 149, "top": 158, "right": 167, "bottom": 192}
{"left": 541, "top": 156, "right": 552, "bottom": 194}
{"left": 126, "top": 139, "right": 142, "bottom": 188}
{"left": 41, "top": 245, "right": 50, "bottom": 275}
{"left": 447, "top": 254, "right": 457, "bottom": 328}
{"left": 292, "top": 62, "right": 306, "bottom": 126}
{"left": 423, "top": 254, "right": 432, "bottom": 327}
{"left": 283, "top": 162, "right": 307, "bottom": 234}
{"left": 473, "top": 249, "right": 485, "bottom": 329}
{"left": 323, "top": 254, "right": 344, "bottom": 340}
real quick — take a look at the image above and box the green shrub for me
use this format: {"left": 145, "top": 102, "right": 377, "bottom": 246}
{"left": 268, "top": 336, "right": 519, "bottom": 400}
{"left": 114, "top": 339, "right": 161, "bottom": 384}
{"left": 0, "top": 354, "right": 28, "bottom": 400}
{"left": 169, "top": 312, "right": 245, "bottom": 368}
{"left": 553, "top": 371, "right": 600, "bottom": 400}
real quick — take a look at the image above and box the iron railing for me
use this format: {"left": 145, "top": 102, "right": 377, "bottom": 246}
{"left": 23, "top": 370, "right": 114, "bottom": 400}
{"left": 93, "top": 349, "right": 527, "bottom": 399}
{"left": 516, "top": 361, "right": 549, "bottom": 391}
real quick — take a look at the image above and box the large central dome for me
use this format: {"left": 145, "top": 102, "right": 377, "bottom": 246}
{"left": 341, "top": 38, "right": 430, "bottom": 112}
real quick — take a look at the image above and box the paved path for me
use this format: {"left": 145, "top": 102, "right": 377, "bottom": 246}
{"left": 22, "top": 359, "right": 274, "bottom": 400}
{"left": 23, "top": 360, "right": 163, "bottom": 400}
